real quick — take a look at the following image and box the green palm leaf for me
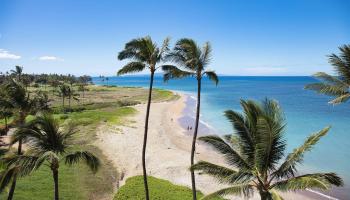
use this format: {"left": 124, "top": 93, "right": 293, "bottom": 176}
{"left": 272, "top": 127, "right": 330, "bottom": 179}
{"left": 305, "top": 83, "right": 347, "bottom": 96}
{"left": 329, "top": 93, "right": 350, "bottom": 104}
{"left": 313, "top": 72, "right": 347, "bottom": 86}
{"left": 200, "top": 184, "right": 253, "bottom": 200}
{"left": 199, "top": 135, "right": 251, "bottom": 170}
{"left": 271, "top": 173, "right": 343, "bottom": 191}
{"left": 203, "top": 71, "right": 218, "bottom": 85}
{"left": 224, "top": 110, "right": 255, "bottom": 162}
{"left": 117, "top": 62, "right": 146, "bottom": 76}
{"left": 161, "top": 65, "right": 194, "bottom": 82}
{"left": 191, "top": 161, "right": 236, "bottom": 183}
{"left": 65, "top": 151, "right": 100, "bottom": 173}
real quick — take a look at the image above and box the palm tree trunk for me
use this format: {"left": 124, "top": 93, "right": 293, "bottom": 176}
{"left": 7, "top": 174, "right": 17, "bottom": 200}
{"left": 4, "top": 117, "right": 8, "bottom": 132}
{"left": 62, "top": 96, "right": 65, "bottom": 109}
{"left": 8, "top": 114, "right": 25, "bottom": 200}
{"left": 68, "top": 96, "right": 71, "bottom": 109}
{"left": 142, "top": 71, "right": 154, "bottom": 200}
{"left": 259, "top": 190, "right": 272, "bottom": 200}
{"left": 191, "top": 79, "right": 201, "bottom": 200}
{"left": 52, "top": 169, "right": 59, "bottom": 200}
{"left": 82, "top": 88, "right": 85, "bottom": 105}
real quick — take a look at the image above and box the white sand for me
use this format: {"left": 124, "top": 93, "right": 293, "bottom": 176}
{"left": 95, "top": 93, "right": 318, "bottom": 200}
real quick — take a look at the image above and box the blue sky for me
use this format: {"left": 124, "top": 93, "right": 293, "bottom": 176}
{"left": 0, "top": 0, "right": 349, "bottom": 76}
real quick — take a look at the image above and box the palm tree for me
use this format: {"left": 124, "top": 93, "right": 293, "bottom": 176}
{"left": 57, "top": 84, "right": 69, "bottom": 110}
{"left": 48, "top": 79, "right": 60, "bottom": 95}
{"left": 305, "top": 44, "right": 350, "bottom": 105}
{"left": 78, "top": 75, "right": 91, "bottom": 104}
{"left": 10, "top": 113, "right": 100, "bottom": 200}
{"left": 0, "top": 109, "right": 13, "bottom": 135}
{"left": 66, "top": 86, "right": 79, "bottom": 109}
{"left": 163, "top": 38, "right": 218, "bottom": 200}
{"left": 191, "top": 99, "right": 343, "bottom": 200}
{"left": 117, "top": 36, "right": 171, "bottom": 200}
{"left": 0, "top": 79, "right": 38, "bottom": 200}
{"left": 10, "top": 66, "right": 23, "bottom": 82}
{"left": 0, "top": 149, "right": 32, "bottom": 195}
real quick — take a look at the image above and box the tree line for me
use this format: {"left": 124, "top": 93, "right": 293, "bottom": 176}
{"left": 0, "top": 66, "right": 98, "bottom": 200}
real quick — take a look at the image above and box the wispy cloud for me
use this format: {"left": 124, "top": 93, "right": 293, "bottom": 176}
{"left": 38, "top": 56, "right": 63, "bottom": 61}
{"left": 0, "top": 49, "right": 21, "bottom": 59}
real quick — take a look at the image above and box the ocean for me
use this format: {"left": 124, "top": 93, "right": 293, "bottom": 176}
{"left": 93, "top": 75, "right": 349, "bottom": 199}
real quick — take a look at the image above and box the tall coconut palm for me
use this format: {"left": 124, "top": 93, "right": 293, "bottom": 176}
{"left": 305, "top": 44, "right": 350, "bottom": 105}
{"left": 191, "top": 99, "right": 343, "bottom": 200}
{"left": 163, "top": 38, "right": 218, "bottom": 200}
{"left": 10, "top": 113, "right": 100, "bottom": 200}
{"left": 117, "top": 36, "right": 171, "bottom": 200}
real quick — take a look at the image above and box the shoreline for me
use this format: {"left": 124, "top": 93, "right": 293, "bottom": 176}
{"left": 95, "top": 91, "right": 327, "bottom": 199}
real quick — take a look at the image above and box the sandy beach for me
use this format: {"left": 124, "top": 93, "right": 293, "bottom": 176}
{"left": 95, "top": 93, "right": 320, "bottom": 200}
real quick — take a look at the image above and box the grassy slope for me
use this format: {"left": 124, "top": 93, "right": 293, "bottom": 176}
{"left": 0, "top": 85, "right": 177, "bottom": 200}
{"left": 114, "top": 176, "right": 224, "bottom": 200}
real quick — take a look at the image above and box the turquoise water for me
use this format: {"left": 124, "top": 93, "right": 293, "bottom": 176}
{"left": 93, "top": 76, "right": 349, "bottom": 199}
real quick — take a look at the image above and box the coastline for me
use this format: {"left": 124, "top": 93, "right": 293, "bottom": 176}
{"left": 95, "top": 91, "right": 324, "bottom": 199}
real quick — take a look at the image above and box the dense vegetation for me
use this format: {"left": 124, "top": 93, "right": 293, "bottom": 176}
{"left": 0, "top": 66, "right": 177, "bottom": 200}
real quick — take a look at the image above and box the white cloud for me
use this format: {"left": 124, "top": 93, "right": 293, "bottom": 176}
{"left": 0, "top": 49, "right": 21, "bottom": 59}
{"left": 38, "top": 56, "right": 63, "bottom": 61}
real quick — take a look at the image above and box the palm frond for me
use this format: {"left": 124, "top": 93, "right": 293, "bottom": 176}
{"left": 328, "top": 48, "right": 350, "bottom": 82}
{"left": 199, "top": 135, "right": 251, "bottom": 170}
{"left": 224, "top": 110, "right": 255, "bottom": 162}
{"left": 192, "top": 161, "right": 253, "bottom": 184}
{"left": 313, "top": 72, "right": 348, "bottom": 87}
{"left": 255, "top": 116, "right": 286, "bottom": 173}
{"left": 117, "top": 62, "right": 146, "bottom": 76}
{"left": 65, "top": 151, "right": 100, "bottom": 173}
{"left": 4, "top": 154, "right": 40, "bottom": 177}
{"left": 0, "top": 165, "right": 18, "bottom": 193}
{"left": 191, "top": 161, "right": 236, "bottom": 183}
{"left": 118, "top": 38, "right": 149, "bottom": 62}
{"left": 305, "top": 83, "right": 347, "bottom": 96}
{"left": 204, "top": 71, "right": 218, "bottom": 85}
{"left": 200, "top": 42, "right": 212, "bottom": 68}
{"left": 272, "top": 127, "right": 330, "bottom": 179}
{"left": 272, "top": 173, "right": 343, "bottom": 191}
{"left": 161, "top": 65, "right": 194, "bottom": 82}
{"left": 201, "top": 184, "right": 253, "bottom": 200}
{"left": 158, "top": 37, "right": 170, "bottom": 60}
{"left": 329, "top": 93, "right": 350, "bottom": 104}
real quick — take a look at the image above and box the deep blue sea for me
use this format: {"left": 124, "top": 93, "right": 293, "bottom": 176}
{"left": 93, "top": 75, "right": 349, "bottom": 199}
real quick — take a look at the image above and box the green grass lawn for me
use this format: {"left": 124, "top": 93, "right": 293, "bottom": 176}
{"left": 114, "top": 176, "right": 224, "bottom": 200}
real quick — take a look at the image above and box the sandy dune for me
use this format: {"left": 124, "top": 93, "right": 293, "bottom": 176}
{"left": 95, "top": 93, "right": 318, "bottom": 200}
